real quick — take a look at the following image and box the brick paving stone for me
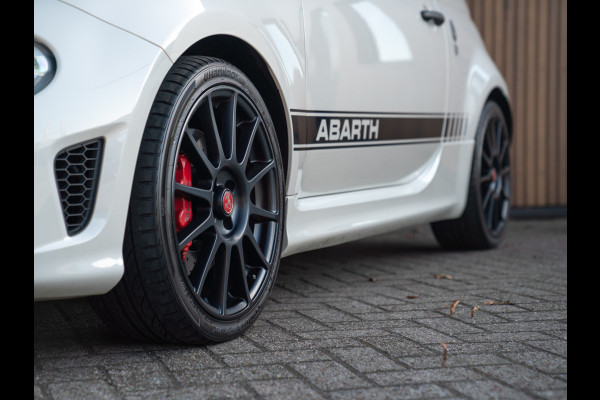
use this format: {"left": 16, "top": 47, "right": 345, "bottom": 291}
{"left": 474, "top": 364, "right": 567, "bottom": 391}
{"left": 500, "top": 351, "right": 567, "bottom": 375}
{"left": 48, "top": 381, "right": 121, "bottom": 400}
{"left": 34, "top": 366, "right": 106, "bottom": 385}
{"left": 33, "top": 333, "right": 90, "bottom": 359}
{"left": 107, "top": 363, "right": 176, "bottom": 392}
{"left": 517, "top": 301, "right": 567, "bottom": 312}
{"left": 256, "top": 336, "right": 362, "bottom": 352}
{"left": 89, "top": 340, "right": 159, "bottom": 355}
{"left": 330, "top": 318, "right": 420, "bottom": 331}
{"left": 391, "top": 326, "right": 464, "bottom": 345}
{"left": 248, "top": 379, "right": 326, "bottom": 400}
{"left": 443, "top": 309, "right": 511, "bottom": 324}
{"left": 296, "top": 328, "right": 390, "bottom": 339}
{"left": 299, "top": 307, "right": 361, "bottom": 323}
{"left": 524, "top": 339, "right": 568, "bottom": 358}
{"left": 328, "top": 346, "right": 402, "bottom": 373}
{"left": 400, "top": 353, "right": 512, "bottom": 369}
{"left": 481, "top": 320, "right": 567, "bottom": 334}
{"left": 289, "top": 360, "right": 368, "bottom": 390}
{"left": 544, "top": 330, "right": 567, "bottom": 341}
{"left": 120, "top": 384, "right": 255, "bottom": 400}
{"left": 365, "top": 367, "right": 476, "bottom": 386}
{"left": 360, "top": 335, "right": 437, "bottom": 358}
{"left": 301, "top": 274, "right": 354, "bottom": 290}
{"left": 174, "top": 365, "right": 295, "bottom": 385}
{"left": 532, "top": 389, "right": 569, "bottom": 400}
{"left": 502, "top": 310, "right": 568, "bottom": 321}
{"left": 33, "top": 218, "right": 567, "bottom": 400}
{"left": 377, "top": 299, "right": 468, "bottom": 310}
{"left": 328, "top": 384, "right": 456, "bottom": 400}
{"left": 358, "top": 310, "right": 445, "bottom": 321}
{"left": 422, "top": 341, "right": 532, "bottom": 355}
{"left": 446, "top": 379, "right": 537, "bottom": 400}
{"left": 260, "top": 309, "right": 301, "bottom": 319}
{"left": 35, "top": 351, "right": 158, "bottom": 369}
{"left": 413, "top": 317, "right": 487, "bottom": 335}
{"left": 457, "top": 331, "right": 555, "bottom": 343}
{"left": 268, "top": 316, "right": 331, "bottom": 332}
{"left": 241, "top": 319, "right": 299, "bottom": 344}
{"left": 325, "top": 299, "right": 389, "bottom": 314}
{"left": 155, "top": 347, "right": 223, "bottom": 370}
{"left": 274, "top": 278, "right": 332, "bottom": 296}
{"left": 350, "top": 294, "right": 411, "bottom": 306}
{"left": 221, "top": 349, "right": 331, "bottom": 367}
{"left": 206, "top": 336, "right": 262, "bottom": 354}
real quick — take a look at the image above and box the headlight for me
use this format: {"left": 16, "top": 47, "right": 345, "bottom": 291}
{"left": 34, "top": 42, "right": 56, "bottom": 94}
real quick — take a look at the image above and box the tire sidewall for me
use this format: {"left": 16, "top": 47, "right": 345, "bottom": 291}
{"left": 157, "top": 61, "right": 284, "bottom": 342}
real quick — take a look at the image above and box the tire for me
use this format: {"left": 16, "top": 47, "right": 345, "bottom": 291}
{"left": 90, "top": 56, "right": 285, "bottom": 344}
{"left": 431, "top": 100, "right": 511, "bottom": 250}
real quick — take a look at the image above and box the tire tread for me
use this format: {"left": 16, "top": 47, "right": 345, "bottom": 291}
{"left": 90, "top": 56, "right": 225, "bottom": 344}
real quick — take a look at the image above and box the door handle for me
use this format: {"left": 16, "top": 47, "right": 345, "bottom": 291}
{"left": 421, "top": 10, "right": 445, "bottom": 26}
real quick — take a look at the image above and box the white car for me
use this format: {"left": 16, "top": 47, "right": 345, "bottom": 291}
{"left": 34, "top": 0, "right": 512, "bottom": 343}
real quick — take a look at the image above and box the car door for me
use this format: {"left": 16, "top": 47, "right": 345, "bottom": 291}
{"left": 294, "top": 0, "right": 450, "bottom": 197}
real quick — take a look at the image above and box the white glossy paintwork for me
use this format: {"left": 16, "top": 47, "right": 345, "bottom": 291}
{"left": 299, "top": 0, "right": 449, "bottom": 196}
{"left": 34, "top": 0, "right": 510, "bottom": 299}
{"left": 284, "top": 0, "right": 510, "bottom": 257}
{"left": 283, "top": 142, "right": 474, "bottom": 256}
{"left": 302, "top": 0, "right": 447, "bottom": 113}
{"left": 436, "top": 0, "right": 510, "bottom": 141}
{"left": 34, "top": 0, "right": 172, "bottom": 299}
{"left": 62, "top": 0, "right": 307, "bottom": 196}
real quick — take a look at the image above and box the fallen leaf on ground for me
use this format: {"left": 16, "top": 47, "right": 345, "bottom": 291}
{"left": 450, "top": 300, "right": 460, "bottom": 315}
{"left": 369, "top": 277, "right": 377, "bottom": 282}
{"left": 440, "top": 342, "right": 448, "bottom": 367}
{"left": 471, "top": 306, "right": 480, "bottom": 318}
{"left": 406, "top": 295, "right": 419, "bottom": 299}
{"left": 483, "top": 300, "right": 514, "bottom": 306}
{"left": 434, "top": 274, "right": 453, "bottom": 280}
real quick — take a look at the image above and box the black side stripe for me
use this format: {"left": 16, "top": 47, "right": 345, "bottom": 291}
{"left": 291, "top": 110, "right": 467, "bottom": 150}
{"left": 442, "top": 113, "right": 468, "bottom": 142}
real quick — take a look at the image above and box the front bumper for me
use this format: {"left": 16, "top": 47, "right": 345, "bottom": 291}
{"left": 34, "top": 0, "right": 172, "bottom": 300}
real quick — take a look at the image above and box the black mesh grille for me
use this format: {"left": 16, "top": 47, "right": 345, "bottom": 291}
{"left": 54, "top": 139, "right": 104, "bottom": 235}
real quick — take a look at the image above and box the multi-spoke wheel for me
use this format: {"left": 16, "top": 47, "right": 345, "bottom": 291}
{"left": 90, "top": 56, "right": 284, "bottom": 344}
{"left": 171, "top": 84, "right": 280, "bottom": 319}
{"left": 478, "top": 106, "right": 511, "bottom": 237}
{"left": 431, "top": 100, "right": 511, "bottom": 250}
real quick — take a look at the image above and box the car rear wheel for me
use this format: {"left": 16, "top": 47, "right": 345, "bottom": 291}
{"left": 431, "top": 100, "right": 510, "bottom": 250}
{"left": 90, "top": 56, "right": 284, "bottom": 344}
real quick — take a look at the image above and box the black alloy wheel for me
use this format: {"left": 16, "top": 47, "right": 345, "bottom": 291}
{"left": 478, "top": 107, "right": 510, "bottom": 236}
{"left": 90, "top": 56, "right": 285, "bottom": 344}
{"left": 431, "top": 100, "right": 511, "bottom": 250}
{"left": 169, "top": 84, "right": 280, "bottom": 320}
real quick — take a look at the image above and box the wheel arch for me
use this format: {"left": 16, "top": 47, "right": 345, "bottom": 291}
{"left": 486, "top": 87, "right": 513, "bottom": 141}
{"left": 180, "top": 35, "right": 290, "bottom": 187}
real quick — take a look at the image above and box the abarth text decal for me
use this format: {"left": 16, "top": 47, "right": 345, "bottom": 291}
{"left": 291, "top": 110, "right": 467, "bottom": 150}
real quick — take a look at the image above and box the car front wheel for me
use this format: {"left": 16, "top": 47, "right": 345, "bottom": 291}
{"left": 90, "top": 56, "right": 285, "bottom": 344}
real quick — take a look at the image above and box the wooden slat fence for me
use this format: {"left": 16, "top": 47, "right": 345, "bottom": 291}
{"left": 466, "top": 0, "right": 567, "bottom": 208}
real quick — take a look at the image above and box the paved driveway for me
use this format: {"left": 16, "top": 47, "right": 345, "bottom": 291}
{"left": 34, "top": 218, "right": 567, "bottom": 400}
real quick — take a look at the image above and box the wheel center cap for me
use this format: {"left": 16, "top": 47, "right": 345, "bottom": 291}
{"left": 221, "top": 189, "right": 234, "bottom": 216}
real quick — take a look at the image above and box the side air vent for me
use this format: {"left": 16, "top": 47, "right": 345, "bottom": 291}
{"left": 54, "top": 138, "right": 104, "bottom": 235}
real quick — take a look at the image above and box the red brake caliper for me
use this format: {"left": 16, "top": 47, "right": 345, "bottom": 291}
{"left": 175, "top": 154, "right": 193, "bottom": 262}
